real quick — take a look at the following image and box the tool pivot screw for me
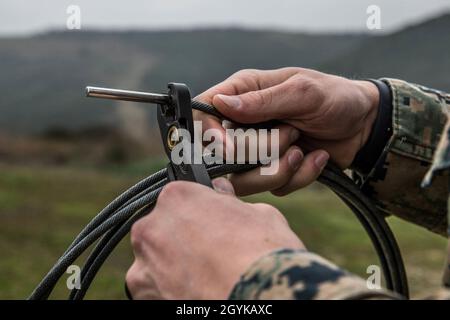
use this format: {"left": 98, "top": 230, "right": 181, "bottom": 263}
{"left": 167, "top": 126, "right": 180, "bottom": 150}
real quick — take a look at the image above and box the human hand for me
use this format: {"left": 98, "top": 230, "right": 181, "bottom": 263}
{"left": 125, "top": 178, "right": 304, "bottom": 299}
{"left": 195, "top": 67, "right": 379, "bottom": 196}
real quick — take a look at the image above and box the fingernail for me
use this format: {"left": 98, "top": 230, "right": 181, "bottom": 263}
{"left": 216, "top": 94, "right": 241, "bottom": 108}
{"left": 212, "top": 177, "right": 235, "bottom": 195}
{"left": 290, "top": 129, "right": 300, "bottom": 143}
{"left": 288, "top": 149, "right": 303, "bottom": 171}
{"left": 314, "top": 152, "right": 329, "bottom": 170}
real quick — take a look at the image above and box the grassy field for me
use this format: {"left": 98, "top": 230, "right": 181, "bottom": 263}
{"left": 0, "top": 162, "right": 446, "bottom": 299}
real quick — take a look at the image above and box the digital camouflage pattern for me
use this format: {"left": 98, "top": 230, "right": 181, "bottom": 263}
{"left": 383, "top": 79, "right": 449, "bottom": 163}
{"left": 229, "top": 249, "right": 398, "bottom": 300}
{"left": 229, "top": 79, "right": 450, "bottom": 300}
{"left": 374, "top": 79, "right": 450, "bottom": 289}
{"left": 369, "top": 79, "right": 450, "bottom": 236}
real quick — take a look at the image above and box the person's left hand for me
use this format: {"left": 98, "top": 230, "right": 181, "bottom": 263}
{"left": 126, "top": 178, "right": 304, "bottom": 299}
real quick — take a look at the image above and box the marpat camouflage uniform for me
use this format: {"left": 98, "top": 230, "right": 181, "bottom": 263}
{"left": 229, "top": 79, "right": 450, "bottom": 300}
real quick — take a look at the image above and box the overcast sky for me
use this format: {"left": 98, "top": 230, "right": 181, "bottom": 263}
{"left": 1, "top": 0, "right": 449, "bottom": 36}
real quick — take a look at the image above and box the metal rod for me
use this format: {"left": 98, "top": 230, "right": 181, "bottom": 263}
{"left": 86, "top": 86, "right": 170, "bottom": 105}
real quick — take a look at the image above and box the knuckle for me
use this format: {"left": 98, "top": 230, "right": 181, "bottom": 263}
{"left": 270, "top": 165, "right": 291, "bottom": 187}
{"left": 228, "top": 76, "right": 256, "bottom": 95}
{"left": 125, "top": 263, "right": 140, "bottom": 292}
{"left": 158, "top": 181, "right": 186, "bottom": 203}
{"left": 261, "top": 88, "right": 274, "bottom": 107}
{"left": 246, "top": 89, "right": 273, "bottom": 108}
{"left": 255, "top": 203, "right": 288, "bottom": 224}
{"left": 285, "top": 79, "right": 298, "bottom": 92}
{"left": 233, "top": 68, "right": 259, "bottom": 78}
{"left": 251, "top": 90, "right": 264, "bottom": 106}
{"left": 279, "top": 66, "right": 302, "bottom": 74}
{"left": 294, "top": 77, "right": 315, "bottom": 92}
{"left": 131, "top": 216, "right": 163, "bottom": 255}
{"left": 292, "top": 77, "right": 325, "bottom": 106}
{"left": 254, "top": 202, "right": 278, "bottom": 215}
{"left": 271, "top": 207, "right": 289, "bottom": 225}
{"left": 229, "top": 69, "right": 261, "bottom": 92}
{"left": 268, "top": 155, "right": 298, "bottom": 187}
{"left": 130, "top": 220, "right": 147, "bottom": 250}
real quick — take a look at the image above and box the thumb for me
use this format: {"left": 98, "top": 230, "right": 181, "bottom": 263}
{"left": 212, "top": 81, "right": 294, "bottom": 124}
{"left": 212, "top": 177, "right": 236, "bottom": 195}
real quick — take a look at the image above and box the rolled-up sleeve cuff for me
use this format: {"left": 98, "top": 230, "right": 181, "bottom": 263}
{"left": 229, "top": 249, "right": 399, "bottom": 300}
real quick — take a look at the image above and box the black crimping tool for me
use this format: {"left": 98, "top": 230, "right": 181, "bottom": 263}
{"left": 86, "top": 83, "right": 212, "bottom": 188}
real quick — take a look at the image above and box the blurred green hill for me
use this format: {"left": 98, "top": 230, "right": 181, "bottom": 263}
{"left": 0, "top": 13, "right": 448, "bottom": 137}
{"left": 0, "top": 163, "right": 445, "bottom": 299}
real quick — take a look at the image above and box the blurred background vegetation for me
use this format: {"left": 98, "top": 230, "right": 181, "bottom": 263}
{"left": 0, "top": 13, "right": 449, "bottom": 299}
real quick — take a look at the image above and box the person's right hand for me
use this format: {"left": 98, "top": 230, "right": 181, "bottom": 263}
{"left": 195, "top": 67, "right": 379, "bottom": 196}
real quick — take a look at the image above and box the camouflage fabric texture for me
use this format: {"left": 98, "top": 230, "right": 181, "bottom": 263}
{"left": 229, "top": 249, "right": 398, "bottom": 300}
{"left": 229, "top": 79, "right": 450, "bottom": 300}
{"left": 368, "top": 79, "right": 450, "bottom": 236}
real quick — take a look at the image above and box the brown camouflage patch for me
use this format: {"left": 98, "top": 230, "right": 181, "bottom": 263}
{"left": 423, "top": 127, "right": 432, "bottom": 146}
{"left": 410, "top": 97, "right": 425, "bottom": 112}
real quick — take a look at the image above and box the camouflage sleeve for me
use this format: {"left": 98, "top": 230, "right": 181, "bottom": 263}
{"left": 228, "top": 249, "right": 399, "bottom": 300}
{"left": 363, "top": 78, "right": 450, "bottom": 236}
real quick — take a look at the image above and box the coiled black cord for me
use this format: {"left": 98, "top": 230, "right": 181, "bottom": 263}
{"left": 317, "top": 165, "right": 408, "bottom": 296}
{"left": 28, "top": 101, "right": 409, "bottom": 300}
